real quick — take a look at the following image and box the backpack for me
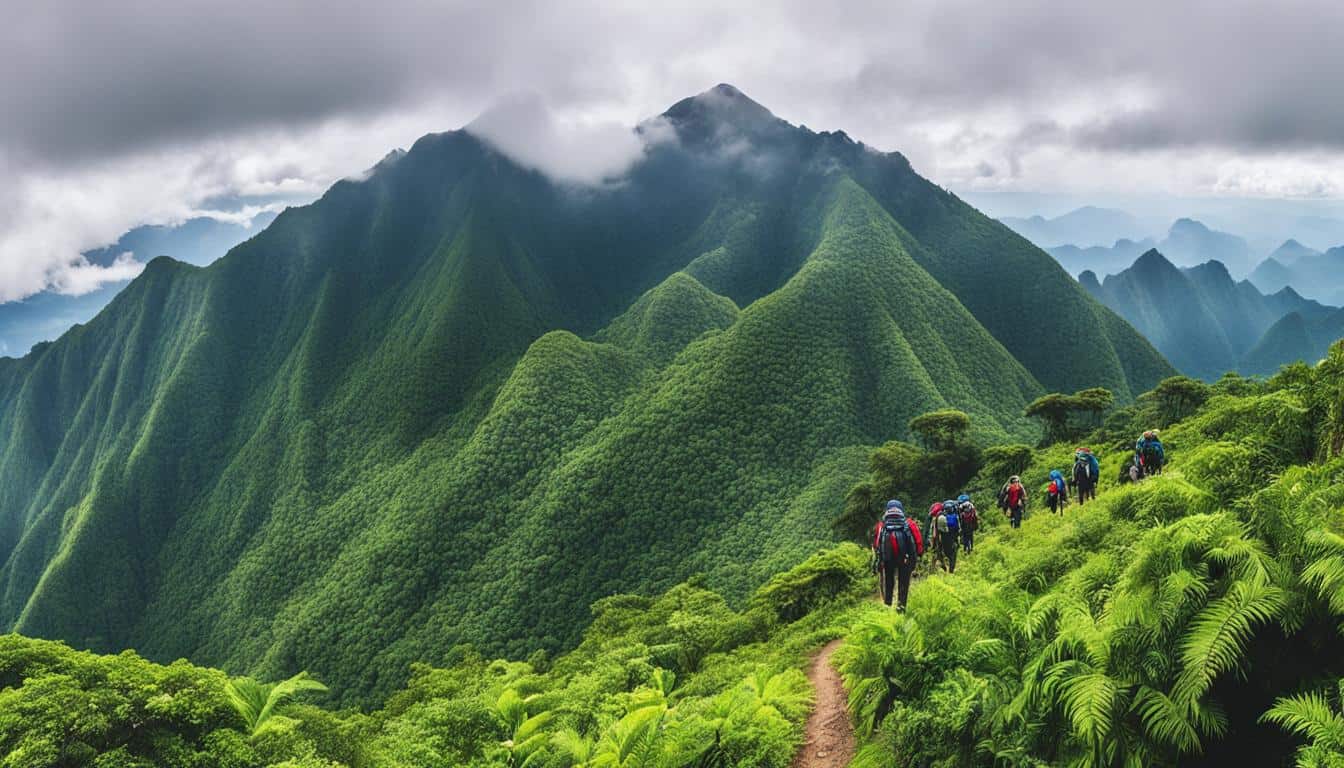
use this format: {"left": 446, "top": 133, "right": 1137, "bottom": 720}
{"left": 997, "top": 483, "right": 1011, "bottom": 510}
{"left": 879, "top": 515, "right": 918, "bottom": 568}
{"left": 943, "top": 505, "right": 961, "bottom": 535}
{"left": 1050, "top": 470, "right": 1066, "bottom": 493}
{"left": 960, "top": 502, "right": 979, "bottom": 531}
{"left": 1047, "top": 480, "right": 1059, "bottom": 497}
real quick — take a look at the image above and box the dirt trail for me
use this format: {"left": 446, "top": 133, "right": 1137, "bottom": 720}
{"left": 792, "top": 639, "right": 857, "bottom": 768}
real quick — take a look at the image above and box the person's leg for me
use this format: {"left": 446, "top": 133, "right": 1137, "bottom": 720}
{"left": 881, "top": 566, "right": 895, "bottom": 606}
{"left": 946, "top": 541, "right": 958, "bottom": 573}
{"left": 897, "top": 565, "right": 912, "bottom": 611}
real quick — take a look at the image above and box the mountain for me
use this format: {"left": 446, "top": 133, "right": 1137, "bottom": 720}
{"left": 1081, "top": 249, "right": 1339, "bottom": 379}
{"left": 999, "top": 206, "right": 1144, "bottom": 248}
{"left": 1158, "top": 217, "right": 1255, "bottom": 276}
{"left": 1248, "top": 241, "right": 1344, "bottom": 306}
{"left": 1048, "top": 217, "right": 1253, "bottom": 278}
{"left": 1266, "top": 238, "right": 1320, "bottom": 265}
{"left": 1248, "top": 255, "right": 1296, "bottom": 294}
{"left": 1049, "top": 237, "right": 1155, "bottom": 277}
{"left": 0, "top": 213, "right": 278, "bottom": 357}
{"left": 0, "top": 84, "right": 1171, "bottom": 704}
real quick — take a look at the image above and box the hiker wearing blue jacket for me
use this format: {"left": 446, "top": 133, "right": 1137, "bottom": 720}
{"left": 1135, "top": 430, "right": 1166, "bottom": 477}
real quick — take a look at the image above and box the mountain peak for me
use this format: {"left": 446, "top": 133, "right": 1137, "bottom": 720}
{"left": 661, "top": 83, "right": 786, "bottom": 142}
{"left": 1133, "top": 248, "right": 1178, "bottom": 273}
{"left": 1169, "top": 217, "right": 1211, "bottom": 236}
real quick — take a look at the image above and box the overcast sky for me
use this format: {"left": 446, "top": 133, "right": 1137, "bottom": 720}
{"left": 5, "top": 0, "right": 1344, "bottom": 302}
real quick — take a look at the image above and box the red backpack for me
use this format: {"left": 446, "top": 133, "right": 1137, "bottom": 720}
{"left": 960, "top": 502, "right": 979, "bottom": 531}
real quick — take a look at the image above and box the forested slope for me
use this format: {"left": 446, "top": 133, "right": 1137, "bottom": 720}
{"left": 3, "top": 344, "right": 1341, "bottom": 768}
{"left": 0, "top": 85, "right": 1171, "bottom": 703}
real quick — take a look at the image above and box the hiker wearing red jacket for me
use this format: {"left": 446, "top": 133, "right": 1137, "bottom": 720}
{"left": 998, "top": 475, "right": 1027, "bottom": 529}
{"left": 871, "top": 500, "right": 924, "bottom": 611}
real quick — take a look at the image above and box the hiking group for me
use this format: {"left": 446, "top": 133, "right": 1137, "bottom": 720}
{"left": 869, "top": 433, "right": 1162, "bottom": 611}
{"left": 870, "top": 494, "right": 979, "bottom": 610}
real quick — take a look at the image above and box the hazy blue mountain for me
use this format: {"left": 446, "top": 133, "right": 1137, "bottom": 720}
{"left": 1248, "top": 256, "right": 1296, "bottom": 295}
{"left": 0, "top": 213, "right": 277, "bottom": 357}
{"left": 999, "top": 205, "right": 1144, "bottom": 247}
{"left": 1267, "top": 238, "right": 1321, "bottom": 265}
{"left": 1049, "top": 237, "right": 1155, "bottom": 277}
{"left": 1081, "top": 249, "right": 1337, "bottom": 379}
{"left": 1159, "top": 218, "right": 1255, "bottom": 276}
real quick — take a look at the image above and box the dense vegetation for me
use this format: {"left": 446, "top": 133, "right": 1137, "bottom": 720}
{"left": 4, "top": 344, "right": 1341, "bottom": 767}
{"left": 838, "top": 340, "right": 1344, "bottom": 767}
{"left": 0, "top": 85, "right": 1171, "bottom": 703}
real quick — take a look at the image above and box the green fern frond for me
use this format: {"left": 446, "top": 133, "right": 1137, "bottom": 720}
{"left": 1174, "top": 578, "right": 1286, "bottom": 706}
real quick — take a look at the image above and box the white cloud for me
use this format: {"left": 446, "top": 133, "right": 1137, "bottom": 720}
{"left": 466, "top": 94, "right": 673, "bottom": 185}
{"left": 49, "top": 252, "right": 146, "bottom": 297}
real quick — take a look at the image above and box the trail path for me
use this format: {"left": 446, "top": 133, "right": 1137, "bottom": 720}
{"left": 792, "top": 639, "right": 857, "bottom": 768}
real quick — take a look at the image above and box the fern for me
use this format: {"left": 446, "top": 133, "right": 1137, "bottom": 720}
{"left": 1262, "top": 682, "right": 1344, "bottom": 768}
{"left": 1174, "top": 577, "right": 1287, "bottom": 707}
{"left": 223, "top": 671, "right": 328, "bottom": 739}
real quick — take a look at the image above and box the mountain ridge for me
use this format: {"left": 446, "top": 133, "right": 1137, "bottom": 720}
{"left": 0, "top": 85, "right": 1172, "bottom": 702}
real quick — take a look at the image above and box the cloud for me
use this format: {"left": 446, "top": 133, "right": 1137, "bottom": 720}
{"left": 466, "top": 95, "right": 673, "bottom": 184}
{"left": 6, "top": 0, "right": 1344, "bottom": 305}
{"left": 50, "top": 252, "right": 146, "bottom": 297}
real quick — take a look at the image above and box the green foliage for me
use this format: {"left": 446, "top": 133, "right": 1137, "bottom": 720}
{"left": 1262, "top": 680, "right": 1344, "bottom": 768}
{"left": 0, "top": 542, "right": 858, "bottom": 767}
{"left": 1025, "top": 387, "right": 1116, "bottom": 446}
{"left": 908, "top": 409, "right": 971, "bottom": 451}
{"left": 225, "top": 672, "right": 329, "bottom": 740}
{"left": 1142, "top": 375, "right": 1212, "bottom": 426}
{"left": 838, "top": 367, "right": 1344, "bottom": 767}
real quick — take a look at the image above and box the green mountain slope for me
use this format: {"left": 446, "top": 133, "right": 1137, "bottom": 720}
{"left": 0, "top": 85, "right": 1170, "bottom": 702}
{"left": 5, "top": 345, "right": 1342, "bottom": 768}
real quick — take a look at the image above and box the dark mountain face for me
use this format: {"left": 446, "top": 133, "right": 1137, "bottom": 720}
{"left": 0, "top": 85, "right": 1171, "bottom": 703}
{"left": 1084, "top": 248, "right": 1338, "bottom": 380}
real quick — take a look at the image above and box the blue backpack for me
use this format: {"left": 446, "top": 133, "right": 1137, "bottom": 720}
{"left": 942, "top": 500, "right": 960, "bottom": 535}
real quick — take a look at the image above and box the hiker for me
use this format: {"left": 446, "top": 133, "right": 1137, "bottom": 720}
{"left": 1001, "top": 475, "right": 1027, "bottom": 528}
{"left": 1135, "top": 430, "right": 1166, "bottom": 477}
{"left": 871, "top": 500, "right": 923, "bottom": 611}
{"left": 956, "top": 493, "right": 979, "bottom": 553}
{"left": 1046, "top": 468, "right": 1069, "bottom": 513}
{"left": 927, "top": 501, "right": 946, "bottom": 571}
{"left": 1128, "top": 455, "right": 1144, "bottom": 483}
{"left": 935, "top": 499, "right": 962, "bottom": 573}
{"left": 1073, "top": 447, "right": 1099, "bottom": 505}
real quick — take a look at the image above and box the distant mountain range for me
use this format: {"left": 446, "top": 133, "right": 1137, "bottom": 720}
{"left": 999, "top": 206, "right": 1144, "bottom": 248}
{"left": 1080, "top": 249, "right": 1343, "bottom": 379}
{"left": 1048, "top": 218, "right": 1255, "bottom": 278}
{"left": 0, "top": 213, "right": 277, "bottom": 357}
{"left": 1248, "top": 240, "right": 1344, "bottom": 306}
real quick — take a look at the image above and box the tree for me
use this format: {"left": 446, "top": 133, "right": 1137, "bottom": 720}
{"left": 1025, "top": 389, "right": 1115, "bottom": 446}
{"left": 1072, "top": 387, "right": 1115, "bottom": 429}
{"left": 908, "top": 409, "right": 971, "bottom": 451}
{"left": 1025, "top": 393, "right": 1081, "bottom": 446}
{"left": 1144, "top": 376, "right": 1212, "bottom": 425}
{"left": 225, "top": 671, "right": 328, "bottom": 740}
